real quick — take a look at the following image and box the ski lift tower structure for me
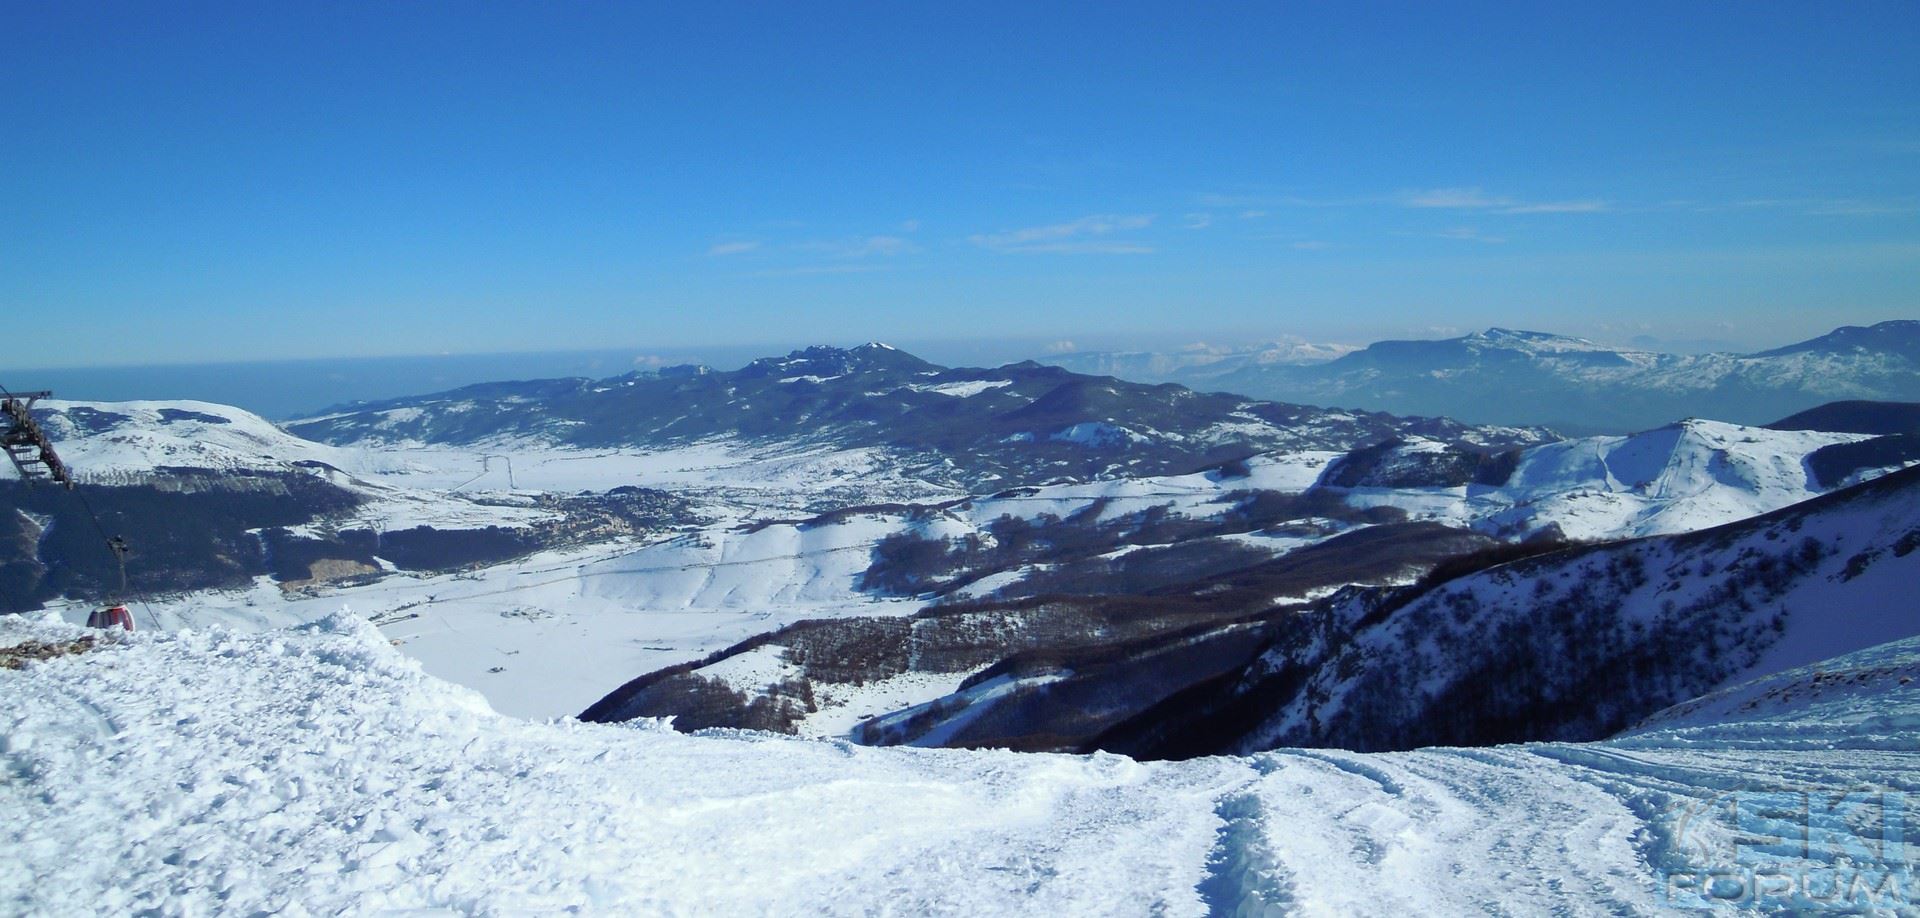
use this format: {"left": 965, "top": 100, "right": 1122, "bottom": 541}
{"left": 2, "top": 390, "right": 75, "bottom": 488}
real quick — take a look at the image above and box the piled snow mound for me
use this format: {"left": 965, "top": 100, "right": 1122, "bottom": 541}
{"left": 5, "top": 613, "right": 1917, "bottom": 914}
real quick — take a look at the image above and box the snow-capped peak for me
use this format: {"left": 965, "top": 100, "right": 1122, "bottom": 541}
{"left": 1466, "top": 328, "right": 1629, "bottom": 355}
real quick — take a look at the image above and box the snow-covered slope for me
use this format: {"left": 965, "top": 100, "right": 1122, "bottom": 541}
{"left": 4, "top": 398, "right": 564, "bottom": 531}
{"left": 5, "top": 400, "right": 355, "bottom": 478}
{"left": 4, "top": 611, "right": 1914, "bottom": 914}
{"left": 1337, "top": 419, "right": 1884, "bottom": 541}
{"left": 1620, "top": 634, "right": 1920, "bottom": 749}
{"left": 12, "top": 398, "right": 955, "bottom": 517}
{"left": 1227, "top": 462, "right": 1920, "bottom": 754}
{"left": 577, "top": 514, "right": 979, "bottom": 609}
{"left": 837, "top": 463, "right": 1920, "bottom": 758}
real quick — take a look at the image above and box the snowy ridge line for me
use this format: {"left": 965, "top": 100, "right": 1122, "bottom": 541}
{"left": 1091, "top": 321, "right": 1920, "bottom": 432}
{"left": 1218, "top": 461, "right": 1920, "bottom": 755}
{"left": 4, "top": 613, "right": 1916, "bottom": 913}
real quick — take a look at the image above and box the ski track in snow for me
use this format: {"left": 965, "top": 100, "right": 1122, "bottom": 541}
{"left": 3, "top": 615, "right": 1915, "bottom": 916}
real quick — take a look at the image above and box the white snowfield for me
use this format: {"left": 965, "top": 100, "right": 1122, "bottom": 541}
{"left": 1343, "top": 419, "right": 1887, "bottom": 541}
{"left": 16, "top": 399, "right": 356, "bottom": 475}
{"left": 92, "top": 541, "right": 927, "bottom": 720}
{"left": 346, "top": 440, "right": 960, "bottom": 517}
{"left": 3, "top": 614, "right": 1914, "bottom": 915}
{"left": 8, "top": 399, "right": 959, "bottom": 520}
{"left": 5, "top": 399, "right": 565, "bottom": 533}
{"left": 86, "top": 449, "right": 1344, "bottom": 719}
{"left": 577, "top": 513, "right": 977, "bottom": 609}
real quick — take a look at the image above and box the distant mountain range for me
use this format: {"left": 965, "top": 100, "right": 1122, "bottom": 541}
{"left": 1046, "top": 320, "right": 1920, "bottom": 434}
{"left": 1046, "top": 338, "right": 1359, "bottom": 380}
{"left": 288, "top": 342, "right": 1550, "bottom": 491}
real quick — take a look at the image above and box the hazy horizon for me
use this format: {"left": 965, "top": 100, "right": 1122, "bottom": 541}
{"left": 5, "top": 317, "right": 1898, "bottom": 421}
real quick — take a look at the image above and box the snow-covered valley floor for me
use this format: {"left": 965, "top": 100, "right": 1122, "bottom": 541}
{"left": 43, "top": 540, "right": 927, "bottom": 720}
{"left": 4, "top": 613, "right": 1914, "bottom": 915}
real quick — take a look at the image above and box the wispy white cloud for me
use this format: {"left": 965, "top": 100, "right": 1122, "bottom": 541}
{"left": 1435, "top": 226, "right": 1507, "bottom": 244}
{"left": 1403, "top": 187, "right": 1608, "bottom": 214}
{"left": 1764, "top": 198, "right": 1914, "bottom": 217}
{"left": 1404, "top": 187, "right": 1515, "bottom": 209}
{"left": 1498, "top": 199, "right": 1610, "bottom": 214}
{"left": 1197, "top": 192, "right": 1360, "bottom": 209}
{"left": 1805, "top": 199, "right": 1916, "bottom": 216}
{"left": 1206, "top": 188, "right": 1607, "bottom": 214}
{"left": 1183, "top": 212, "right": 1214, "bottom": 230}
{"left": 753, "top": 263, "right": 898, "bottom": 277}
{"left": 706, "top": 240, "right": 761, "bottom": 256}
{"left": 970, "top": 214, "right": 1155, "bottom": 253}
{"left": 1678, "top": 197, "right": 1917, "bottom": 217}
{"left": 796, "top": 235, "right": 917, "bottom": 258}
{"left": 1045, "top": 340, "right": 1078, "bottom": 354}
{"left": 999, "top": 241, "right": 1157, "bottom": 255}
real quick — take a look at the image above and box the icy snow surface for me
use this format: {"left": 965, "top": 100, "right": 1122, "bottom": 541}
{"left": 3, "top": 614, "right": 1914, "bottom": 915}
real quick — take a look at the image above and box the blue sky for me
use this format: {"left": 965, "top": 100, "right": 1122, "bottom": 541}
{"left": 4, "top": 2, "right": 1916, "bottom": 368}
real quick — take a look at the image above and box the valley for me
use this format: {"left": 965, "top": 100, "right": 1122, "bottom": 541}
{"left": 8, "top": 345, "right": 1918, "bottom": 743}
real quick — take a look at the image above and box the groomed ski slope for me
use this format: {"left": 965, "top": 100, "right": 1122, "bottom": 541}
{"left": 4, "top": 614, "right": 1914, "bottom": 915}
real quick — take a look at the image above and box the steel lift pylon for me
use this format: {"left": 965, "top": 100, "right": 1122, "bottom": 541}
{"left": 2, "top": 391, "right": 74, "bottom": 488}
